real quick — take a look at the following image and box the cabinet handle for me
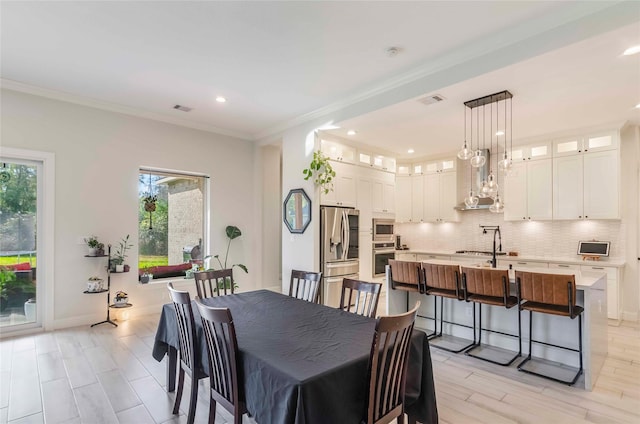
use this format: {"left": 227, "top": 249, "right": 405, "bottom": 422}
{"left": 517, "top": 262, "right": 527, "bottom": 265}
{"left": 579, "top": 216, "right": 582, "bottom": 218}
{"left": 558, "top": 264, "right": 570, "bottom": 268}
{"left": 528, "top": 217, "right": 531, "bottom": 220}
{"left": 523, "top": 217, "right": 526, "bottom": 220}
{"left": 585, "top": 216, "right": 588, "bottom": 219}
{"left": 592, "top": 267, "right": 604, "bottom": 270}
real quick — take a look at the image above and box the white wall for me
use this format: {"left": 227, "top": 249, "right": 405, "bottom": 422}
{"left": 260, "top": 144, "right": 282, "bottom": 288}
{"left": 620, "top": 125, "right": 639, "bottom": 321}
{"left": 1, "top": 89, "right": 257, "bottom": 328}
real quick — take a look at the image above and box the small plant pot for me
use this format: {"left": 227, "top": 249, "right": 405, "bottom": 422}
{"left": 113, "top": 297, "right": 129, "bottom": 307}
{"left": 115, "top": 264, "right": 124, "bottom": 273}
{"left": 24, "top": 298, "right": 36, "bottom": 322}
{"left": 87, "top": 279, "right": 104, "bottom": 292}
{"left": 87, "top": 247, "right": 97, "bottom": 256}
{"left": 123, "top": 264, "right": 130, "bottom": 272}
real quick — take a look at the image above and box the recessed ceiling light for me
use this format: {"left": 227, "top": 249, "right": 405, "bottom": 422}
{"left": 635, "top": 103, "right": 640, "bottom": 109}
{"left": 407, "top": 149, "right": 415, "bottom": 154}
{"left": 623, "top": 45, "right": 640, "bottom": 56}
{"left": 215, "top": 96, "right": 227, "bottom": 103}
{"left": 495, "top": 130, "right": 505, "bottom": 136}
{"left": 347, "top": 130, "right": 357, "bottom": 136}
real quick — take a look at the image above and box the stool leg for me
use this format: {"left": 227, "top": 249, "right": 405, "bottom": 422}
{"left": 477, "top": 303, "right": 483, "bottom": 345}
{"left": 578, "top": 314, "right": 583, "bottom": 371}
{"left": 528, "top": 310, "right": 533, "bottom": 360}
{"left": 518, "top": 306, "right": 522, "bottom": 356}
{"left": 439, "top": 296, "right": 444, "bottom": 336}
{"left": 472, "top": 302, "right": 477, "bottom": 344}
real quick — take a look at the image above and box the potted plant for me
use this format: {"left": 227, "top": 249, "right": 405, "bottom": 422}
{"left": 113, "top": 234, "right": 133, "bottom": 272}
{"left": 140, "top": 267, "right": 153, "bottom": 284}
{"left": 204, "top": 225, "right": 248, "bottom": 292}
{"left": 303, "top": 150, "right": 336, "bottom": 194}
{"left": 113, "top": 290, "right": 128, "bottom": 307}
{"left": 87, "top": 276, "right": 104, "bottom": 292}
{"left": 142, "top": 193, "right": 157, "bottom": 212}
{"left": 84, "top": 236, "right": 100, "bottom": 256}
{"left": 96, "top": 242, "right": 105, "bottom": 256}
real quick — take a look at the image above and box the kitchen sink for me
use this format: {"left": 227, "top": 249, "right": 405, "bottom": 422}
{"left": 455, "top": 250, "right": 507, "bottom": 256}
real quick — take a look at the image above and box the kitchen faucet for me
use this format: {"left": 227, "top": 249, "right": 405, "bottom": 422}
{"left": 480, "top": 225, "right": 502, "bottom": 268}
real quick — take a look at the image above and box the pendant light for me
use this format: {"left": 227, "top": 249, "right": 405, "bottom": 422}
{"left": 490, "top": 102, "right": 505, "bottom": 213}
{"left": 478, "top": 105, "right": 491, "bottom": 198}
{"left": 469, "top": 104, "right": 486, "bottom": 168}
{"left": 498, "top": 96, "right": 513, "bottom": 171}
{"left": 457, "top": 107, "right": 473, "bottom": 160}
{"left": 486, "top": 101, "right": 499, "bottom": 199}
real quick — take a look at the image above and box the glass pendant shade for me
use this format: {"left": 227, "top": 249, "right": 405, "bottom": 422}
{"left": 478, "top": 180, "right": 490, "bottom": 198}
{"left": 464, "top": 190, "right": 479, "bottom": 208}
{"left": 498, "top": 154, "right": 512, "bottom": 171}
{"left": 469, "top": 150, "right": 486, "bottom": 168}
{"left": 457, "top": 141, "right": 473, "bottom": 160}
{"left": 489, "top": 193, "right": 505, "bottom": 213}
{"left": 487, "top": 171, "right": 499, "bottom": 198}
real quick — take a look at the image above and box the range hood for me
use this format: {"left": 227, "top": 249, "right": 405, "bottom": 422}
{"left": 455, "top": 149, "right": 494, "bottom": 211}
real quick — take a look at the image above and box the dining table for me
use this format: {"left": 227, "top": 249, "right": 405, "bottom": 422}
{"left": 152, "top": 289, "right": 438, "bottom": 424}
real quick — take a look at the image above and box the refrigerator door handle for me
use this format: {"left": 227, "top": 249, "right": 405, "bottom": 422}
{"left": 342, "top": 210, "right": 349, "bottom": 261}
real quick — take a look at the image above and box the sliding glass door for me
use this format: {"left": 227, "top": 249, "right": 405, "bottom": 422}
{"left": 0, "top": 158, "right": 40, "bottom": 329}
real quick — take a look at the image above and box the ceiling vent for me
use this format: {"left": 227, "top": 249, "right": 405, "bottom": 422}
{"left": 173, "top": 105, "right": 192, "bottom": 112}
{"left": 418, "top": 94, "right": 445, "bottom": 106}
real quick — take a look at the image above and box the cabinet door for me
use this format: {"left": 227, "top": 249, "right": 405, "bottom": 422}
{"left": 395, "top": 176, "right": 412, "bottom": 222}
{"left": 439, "top": 172, "right": 459, "bottom": 222}
{"left": 335, "top": 173, "right": 357, "bottom": 207}
{"left": 527, "top": 159, "right": 552, "bottom": 220}
{"left": 372, "top": 180, "right": 384, "bottom": 213}
{"left": 422, "top": 173, "right": 439, "bottom": 222}
{"left": 553, "top": 136, "right": 584, "bottom": 157}
{"left": 357, "top": 178, "right": 372, "bottom": 232}
{"left": 411, "top": 175, "right": 424, "bottom": 222}
{"left": 585, "top": 131, "right": 617, "bottom": 153}
{"left": 553, "top": 155, "right": 583, "bottom": 219}
{"left": 503, "top": 162, "right": 527, "bottom": 221}
{"left": 383, "top": 182, "right": 395, "bottom": 213}
{"left": 583, "top": 150, "right": 619, "bottom": 219}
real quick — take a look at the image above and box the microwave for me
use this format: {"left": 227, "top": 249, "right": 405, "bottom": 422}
{"left": 372, "top": 219, "right": 395, "bottom": 242}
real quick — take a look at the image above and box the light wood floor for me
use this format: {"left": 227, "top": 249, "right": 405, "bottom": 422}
{"left": 0, "top": 314, "right": 638, "bottom": 423}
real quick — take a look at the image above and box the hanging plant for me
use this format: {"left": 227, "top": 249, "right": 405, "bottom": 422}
{"left": 143, "top": 193, "right": 157, "bottom": 212}
{"left": 302, "top": 150, "right": 336, "bottom": 195}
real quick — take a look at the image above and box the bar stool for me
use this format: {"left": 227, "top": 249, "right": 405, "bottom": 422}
{"left": 388, "top": 260, "right": 430, "bottom": 335}
{"left": 423, "top": 262, "right": 475, "bottom": 353}
{"left": 461, "top": 266, "right": 521, "bottom": 366}
{"left": 515, "top": 270, "right": 584, "bottom": 385}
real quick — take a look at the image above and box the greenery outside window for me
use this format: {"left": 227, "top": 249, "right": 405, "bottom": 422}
{"left": 138, "top": 168, "right": 209, "bottom": 280}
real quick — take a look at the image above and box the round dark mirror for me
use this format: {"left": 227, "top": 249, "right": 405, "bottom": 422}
{"left": 283, "top": 188, "right": 311, "bottom": 234}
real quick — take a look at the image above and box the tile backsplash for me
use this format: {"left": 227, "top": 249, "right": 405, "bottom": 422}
{"left": 396, "top": 211, "right": 624, "bottom": 260}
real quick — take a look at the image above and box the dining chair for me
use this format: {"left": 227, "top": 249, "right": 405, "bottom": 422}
{"left": 289, "top": 269, "right": 322, "bottom": 303}
{"left": 339, "top": 278, "right": 382, "bottom": 318}
{"left": 365, "top": 301, "right": 420, "bottom": 424}
{"left": 194, "top": 299, "right": 247, "bottom": 424}
{"left": 167, "top": 283, "right": 206, "bottom": 424}
{"left": 515, "top": 270, "right": 584, "bottom": 385}
{"left": 194, "top": 269, "right": 235, "bottom": 298}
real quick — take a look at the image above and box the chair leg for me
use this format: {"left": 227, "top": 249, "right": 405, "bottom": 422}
{"left": 173, "top": 367, "right": 185, "bottom": 415}
{"left": 208, "top": 398, "right": 216, "bottom": 424}
{"left": 186, "top": 373, "right": 199, "bottom": 424}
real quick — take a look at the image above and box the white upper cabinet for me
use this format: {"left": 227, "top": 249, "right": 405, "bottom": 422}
{"left": 410, "top": 175, "right": 424, "bottom": 222}
{"left": 510, "top": 141, "right": 552, "bottom": 161}
{"left": 553, "top": 146, "right": 619, "bottom": 220}
{"left": 372, "top": 179, "right": 395, "bottom": 214}
{"left": 504, "top": 160, "right": 553, "bottom": 221}
{"left": 425, "top": 158, "right": 456, "bottom": 174}
{"left": 422, "top": 172, "right": 458, "bottom": 222}
{"left": 321, "top": 139, "right": 357, "bottom": 163}
{"left": 321, "top": 162, "right": 357, "bottom": 207}
{"left": 395, "top": 176, "right": 412, "bottom": 222}
{"left": 552, "top": 130, "right": 617, "bottom": 157}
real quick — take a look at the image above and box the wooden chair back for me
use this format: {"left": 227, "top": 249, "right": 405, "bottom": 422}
{"left": 366, "top": 301, "right": 420, "bottom": 424}
{"left": 423, "top": 262, "right": 461, "bottom": 293}
{"left": 194, "top": 299, "right": 245, "bottom": 421}
{"left": 388, "top": 259, "right": 425, "bottom": 293}
{"left": 194, "top": 269, "right": 235, "bottom": 298}
{"left": 516, "top": 270, "right": 578, "bottom": 317}
{"left": 167, "top": 283, "right": 197, "bottom": 372}
{"left": 289, "top": 269, "right": 322, "bottom": 303}
{"left": 339, "top": 278, "right": 382, "bottom": 318}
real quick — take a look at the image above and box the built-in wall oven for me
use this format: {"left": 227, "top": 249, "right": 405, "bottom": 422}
{"left": 372, "top": 218, "right": 395, "bottom": 242}
{"left": 373, "top": 241, "right": 396, "bottom": 277}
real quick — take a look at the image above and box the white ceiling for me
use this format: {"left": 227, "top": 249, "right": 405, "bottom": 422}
{"left": 1, "top": 1, "right": 639, "bottom": 150}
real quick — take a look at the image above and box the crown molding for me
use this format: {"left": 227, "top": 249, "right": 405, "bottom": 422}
{"left": 0, "top": 79, "right": 253, "bottom": 141}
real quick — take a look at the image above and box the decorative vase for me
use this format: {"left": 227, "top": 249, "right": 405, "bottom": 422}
{"left": 88, "top": 247, "right": 97, "bottom": 256}
{"left": 87, "top": 279, "right": 104, "bottom": 292}
{"left": 24, "top": 298, "right": 36, "bottom": 322}
{"left": 114, "top": 297, "right": 129, "bottom": 307}
{"left": 123, "top": 264, "right": 130, "bottom": 272}
{"left": 115, "top": 264, "right": 124, "bottom": 273}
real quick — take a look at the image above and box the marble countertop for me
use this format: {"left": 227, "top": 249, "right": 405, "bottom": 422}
{"left": 395, "top": 249, "right": 625, "bottom": 267}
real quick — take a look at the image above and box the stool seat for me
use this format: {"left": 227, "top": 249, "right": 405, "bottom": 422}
{"left": 521, "top": 301, "right": 583, "bottom": 318}
{"left": 426, "top": 287, "right": 460, "bottom": 299}
{"left": 468, "top": 294, "right": 519, "bottom": 308}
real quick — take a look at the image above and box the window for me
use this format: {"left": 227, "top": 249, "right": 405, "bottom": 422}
{"left": 138, "top": 168, "right": 208, "bottom": 279}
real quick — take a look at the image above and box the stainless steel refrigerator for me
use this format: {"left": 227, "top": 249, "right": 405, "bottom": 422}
{"left": 320, "top": 206, "right": 359, "bottom": 307}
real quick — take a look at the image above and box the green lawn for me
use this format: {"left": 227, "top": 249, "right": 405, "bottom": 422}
{"left": 139, "top": 255, "right": 168, "bottom": 270}
{"left": 0, "top": 256, "right": 37, "bottom": 267}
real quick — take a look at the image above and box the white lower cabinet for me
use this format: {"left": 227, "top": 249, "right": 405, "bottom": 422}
{"left": 395, "top": 252, "right": 417, "bottom": 262}
{"left": 581, "top": 265, "right": 620, "bottom": 320}
{"left": 417, "top": 254, "right": 450, "bottom": 262}
{"left": 498, "top": 259, "right": 548, "bottom": 270}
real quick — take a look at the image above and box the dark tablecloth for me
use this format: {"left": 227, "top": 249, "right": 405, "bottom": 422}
{"left": 152, "top": 289, "right": 438, "bottom": 424}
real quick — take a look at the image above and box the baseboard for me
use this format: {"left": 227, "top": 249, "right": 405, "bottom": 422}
{"left": 621, "top": 311, "right": 639, "bottom": 322}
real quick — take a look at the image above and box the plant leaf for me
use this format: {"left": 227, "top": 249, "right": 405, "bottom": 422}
{"left": 226, "top": 225, "right": 242, "bottom": 239}
{"left": 235, "top": 264, "right": 248, "bottom": 273}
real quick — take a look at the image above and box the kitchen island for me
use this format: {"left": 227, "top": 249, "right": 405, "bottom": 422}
{"left": 386, "top": 261, "right": 608, "bottom": 390}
